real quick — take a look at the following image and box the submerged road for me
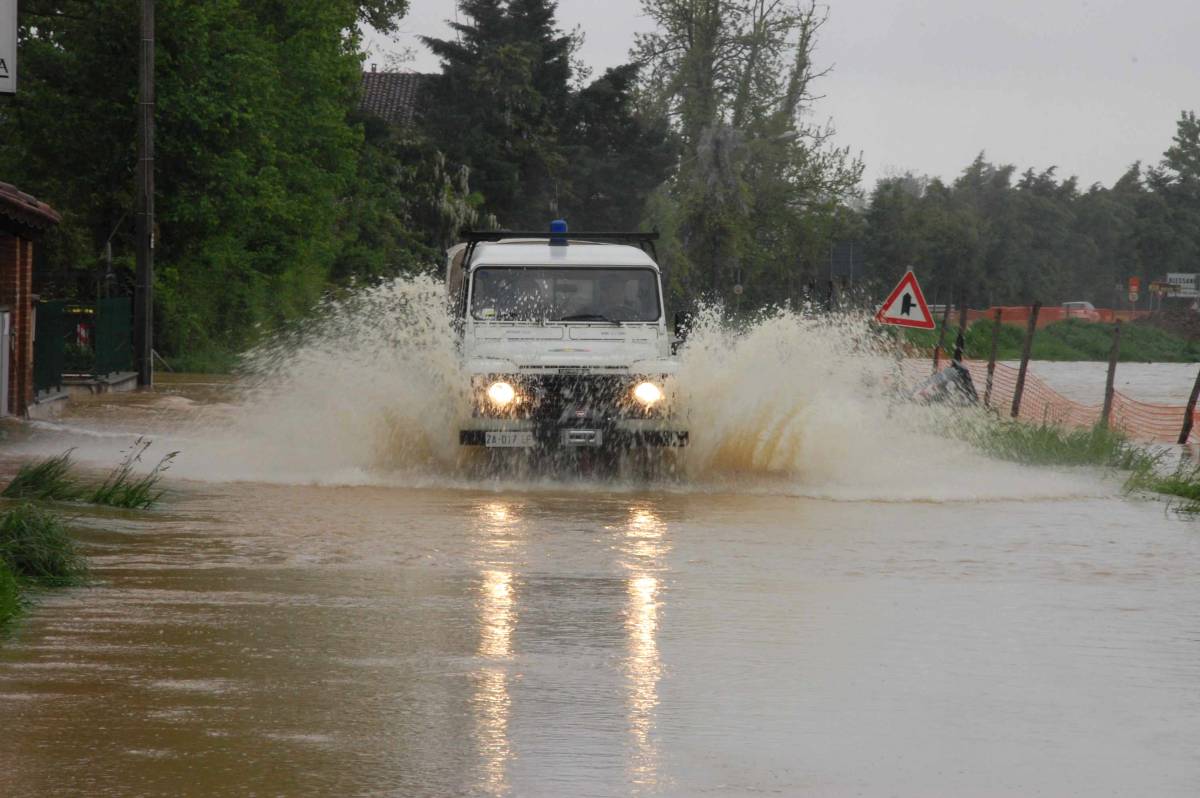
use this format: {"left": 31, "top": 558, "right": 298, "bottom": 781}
{"left": 1, "top": 377, "right": 1199, "bottom": 796}
{"left": 1, "top": 480, "right": 1199, "bottom": 795}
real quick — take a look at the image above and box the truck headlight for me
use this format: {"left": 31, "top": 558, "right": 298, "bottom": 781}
{"left": 487, "top": 380, "right": 517, "bottom": 407}
{"left": 632, "top": 381, "right": 664, "bottom": 406}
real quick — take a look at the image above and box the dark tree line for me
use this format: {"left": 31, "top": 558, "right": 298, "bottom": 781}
{"left": 859, "top": 112, "right": 1200, "bottom": 309}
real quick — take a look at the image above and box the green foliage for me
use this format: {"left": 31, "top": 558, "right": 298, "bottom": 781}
{"left": 633, "top": 1, "right": 863, "bottom": 307}
{"left": 4, "top": 443, "right": 175, "bottom": 510}
{"left": 967, "top": 420, "right": 1155, "bottom": 470}
{"left": 957, "top": 417, "right": 1200, "bottom": 513}
{"left": 1128, "top": 463, "right": 1200, "bottom": 512}
{"left": 0, "top": 561, "right": 20, "bottom": 628}
{"left": 161, "top": 348, "right": 241, "bottom": 375}
{"left": 560, "top": 65, "right": 677, "bottom": 231}
{"left": 4, "top": 0, "right": 456, "bottom": 363}
{"left": 89, "top": 439, "right": 177, "bottom": 510}
{"left": 904, "top": 319, "right": 1200, "bottom": 362}
{"left": 2, "top": 452, "right": 82, "bottom": 502}
{"left": 422, "top": 0, "right": 573, "bottom": 228}
{"left": 0, "top": 504, "right": 87, "bottom": 588}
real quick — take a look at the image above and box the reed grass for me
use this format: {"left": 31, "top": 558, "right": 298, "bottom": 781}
{"left": 958, "top": 415, "right": 1200, "bottom": 513}
{"left": 88, "top": 438, "right": 177, "bottom": 509}
{"left": 0, "top": 504, "right": 86, "bottom": 587}
{"left": 0, "top": 561, "right": 20, "bottom": 628}
{"left": 966, "top": 419, "right": 1157, "bottom": 472}
{"left": 2, "top": 440, "right": 176, "bottom": 511}
{"left": 1126, "top": 463, "right": 1200, "bottom": 513}
{"left": 1, "top": 451, "right": 82, "bottom": 501}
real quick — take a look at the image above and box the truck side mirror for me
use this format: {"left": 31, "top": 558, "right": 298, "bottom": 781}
{"left": 673, "top": 311, "right": 694, "bottom": 345}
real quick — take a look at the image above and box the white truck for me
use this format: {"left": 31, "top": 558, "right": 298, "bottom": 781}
{"left": 447, "top": 222, "right": 689, "bottom": 457}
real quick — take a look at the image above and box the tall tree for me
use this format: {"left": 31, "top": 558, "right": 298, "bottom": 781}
{"left": 634, "top": 0, "right": 862, "bottom": 306}
{"left": 559, "top": 64, "right": 676, "bottom": 230}
{"left": 422, "top": 0, "right": 573, "bottom": 227}
{"left": 1, "top": 0, "right": 411, "bottom": 358}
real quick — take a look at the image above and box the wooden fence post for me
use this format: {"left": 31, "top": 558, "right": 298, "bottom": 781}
{"left": 1010, "top": 302, "right": 1041, "bottom": 419}
{"left": 932, "top": 302, "right": 952, "bottom": 373}
{"left": 1178, "top": 365, "right": 1200, "bottom": 444}
{"left": 1099, "top": 321, "right": 1122, "bottom": 428}
{"left": 952, "top": 303, "right": 969, "bottom": 361}
{"left": 984, "top": 308, "right": 1002, "bottom": 408}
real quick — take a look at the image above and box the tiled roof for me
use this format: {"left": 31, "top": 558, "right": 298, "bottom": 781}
{"left": 359, "top": 71, "right": 433, "bottom": 127}
{"left": 0, "top": 182, "right": 61, "bottom": 231}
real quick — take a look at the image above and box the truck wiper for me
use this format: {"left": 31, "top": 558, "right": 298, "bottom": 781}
{"left": 558, "top": 313, "right": 620, "bottom": 324}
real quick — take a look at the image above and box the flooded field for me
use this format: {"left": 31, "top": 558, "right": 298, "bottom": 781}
{"left": 2, "top": 300, "right": 1200, "bottom": 796}
{"left": 1007, "top": 360, "right": 1200, "bottom": 405}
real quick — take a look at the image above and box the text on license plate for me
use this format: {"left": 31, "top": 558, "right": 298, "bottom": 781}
{"left": 485, "top": 430, "right": 536, "bottom": 448}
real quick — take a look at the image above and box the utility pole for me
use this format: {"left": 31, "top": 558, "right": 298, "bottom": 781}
{"left": 133, "top": 0, "right": 154, "bottom": 387}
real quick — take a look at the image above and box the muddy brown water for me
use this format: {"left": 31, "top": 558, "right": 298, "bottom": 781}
{"left": 2, "top": 377, "right": 1200, "bottom": 796}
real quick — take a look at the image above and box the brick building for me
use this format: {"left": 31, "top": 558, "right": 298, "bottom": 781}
{"left": 0, "top": 182, "right": 61, "bottom": 417}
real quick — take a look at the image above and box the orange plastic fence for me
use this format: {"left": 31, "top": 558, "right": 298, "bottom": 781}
{"left": 902, "top": 358, "right": 1200, "bottom": 443}
{"left": 961, "top": 306, "right": 1153, "bottom": 328}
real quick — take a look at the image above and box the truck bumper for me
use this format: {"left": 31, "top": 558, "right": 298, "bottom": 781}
{"left": 459, "top": 418, "right": 688, "bottom": 448}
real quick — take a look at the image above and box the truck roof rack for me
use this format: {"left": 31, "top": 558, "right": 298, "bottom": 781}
{"left": 460, "top": 230, "right": 659, "bottom": 260}
{"left": 461, "top": 230, "right": 658, "bottom": 243}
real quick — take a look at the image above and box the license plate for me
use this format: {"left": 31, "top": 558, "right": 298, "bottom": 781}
{"left": 485, "top": 430, "right": 535, "bottom": 448}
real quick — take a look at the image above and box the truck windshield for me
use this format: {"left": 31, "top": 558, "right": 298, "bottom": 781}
{"left": 470, "top": 267, "right": 661, "bottom": 322}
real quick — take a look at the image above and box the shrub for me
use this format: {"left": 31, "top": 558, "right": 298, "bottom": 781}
{"left": 89, "top": 438, "right": 177, "bottom": 509}
{"left": 2, "top": 451, "right": 82, "bottom": 502}
{"left": 0, "top": 561, "right": 20, "bottom": 627}
{"left": 0, "top": 504, "right": 86, "bottom": 587}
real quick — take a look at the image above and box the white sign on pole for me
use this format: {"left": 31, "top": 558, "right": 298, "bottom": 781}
{"left": 0, "top": 0, "right": 15, "bottom": 95}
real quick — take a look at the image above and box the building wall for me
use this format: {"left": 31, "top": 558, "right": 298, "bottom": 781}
{"left": 0, "top": 232, "right": 33, "bottom": 415}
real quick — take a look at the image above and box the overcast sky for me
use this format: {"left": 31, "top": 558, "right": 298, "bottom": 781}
{"left": 363, "top": 0, "right": 1199, "bottom": 190}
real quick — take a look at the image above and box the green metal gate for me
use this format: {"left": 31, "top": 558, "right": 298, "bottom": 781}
{"left": 94, "top": 296, "right": 133, "bottom": 376}
{"left": 34, "top": 299, "right": 67, "bottom": 395}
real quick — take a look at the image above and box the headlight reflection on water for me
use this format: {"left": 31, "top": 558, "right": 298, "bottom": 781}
{"left": 476, "top": 569, "right": 515, "bottom": 793}
{"left": 475, "top": 500, "right": 520, "bottom": 794}
{"left": 623, "top": 505, "right": 669, "bottom": 789}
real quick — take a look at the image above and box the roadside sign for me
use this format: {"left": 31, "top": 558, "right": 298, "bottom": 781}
{"left": 875, "top": 271, "right": 935, "bottom": 329}
{"left": 0, "top": 0, "right": 14, "bottom": 95}
{"left": 1128, "top": 276, "right": 1140, "bottom": 292}
{"left": 1128, "top": 292, "right": 1139, "bottom": 303}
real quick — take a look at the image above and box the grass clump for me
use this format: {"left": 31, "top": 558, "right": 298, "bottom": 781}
{"left": 88, "top": 438, "right": 177, "bottom": 509}
{"left": 2, "top": 440, "right": 176, "bottom": 511}
{"left": 0, "top": 561, "right": 20, "bottom": 628}
{"left": 0, "top": 504, "right": 86, "bottom": 587}
{"left": 961, "top": 416, "right": 1200, "bottom": 511}
{"left": 1126, "top": 463, "right": 1200, "bottom": 513}
{"left": 1, "top": 451, "right": 82, "bottom": 502}
{"left": 967, "top": 419, "right": 1155, "bottom": 470}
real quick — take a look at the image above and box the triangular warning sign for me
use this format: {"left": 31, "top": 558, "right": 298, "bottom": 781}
{"left": 875, "top": 271, "right": 935, "bottom": 329}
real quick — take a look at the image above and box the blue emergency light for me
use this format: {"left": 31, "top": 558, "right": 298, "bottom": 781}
{"left": 549, "top": 219, "right": 568, "bottom": 246}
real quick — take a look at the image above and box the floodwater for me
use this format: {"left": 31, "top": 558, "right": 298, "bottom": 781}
{"left": 2, "top": 292, "right": 1200, "bottom": 796}
{"left": 1007, "top": 360, "right": 1200, "bottom": 405}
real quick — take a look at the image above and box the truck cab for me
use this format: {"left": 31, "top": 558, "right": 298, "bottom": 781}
{"left": 448, "top": 223, "right": 688, "bottom": 453}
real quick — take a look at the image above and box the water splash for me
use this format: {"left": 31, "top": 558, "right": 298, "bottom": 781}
{"left": 191, "top": 275, "right": 470, "bottom": 482}
{"left": 10, "top": 276, "right": 1107, "bottom": 501}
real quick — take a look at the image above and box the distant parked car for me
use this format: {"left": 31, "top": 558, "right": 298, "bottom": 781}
{"left": 1062, "top": 301, "right": 1100, "bottom": 321}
